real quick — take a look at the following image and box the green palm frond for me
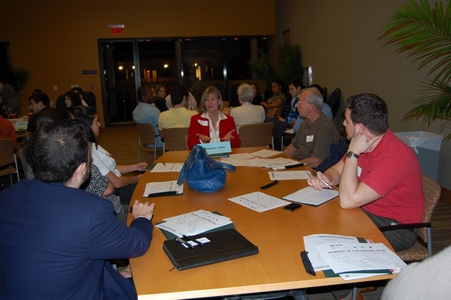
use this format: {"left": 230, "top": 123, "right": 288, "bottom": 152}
{"left": 379, "top": 0, "right": 451, "bottom": 84}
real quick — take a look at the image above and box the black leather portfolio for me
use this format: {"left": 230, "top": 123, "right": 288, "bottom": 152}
{"left": 163, "top": 229, "right": 259, "bottom": 270}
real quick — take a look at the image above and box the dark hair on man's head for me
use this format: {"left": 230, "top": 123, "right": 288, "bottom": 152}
{"left": 345, "top": 93, "right": 389, "bottom": 135}
{"left": 170, "top": 85, "right": 189, "bottom": 106}
{"left": 27, "top": 119, "right": 90, "bottom": 183}
{"left": 28, "top": 89, "right": 43, "bottom": 100}
{"left": 73, "top": 105, "right": 98, "bottom": 143}
{"left": 289, "top": 78, "right": 306, "bottom": 89}
{"left": 35, "top": 108, "right": 72, "bottom": 129}
{"left": 138, "top": 86, "right": 152, "bottom": 102}
{"left": 31, "top": 92, "right": 50, "bottom": 107}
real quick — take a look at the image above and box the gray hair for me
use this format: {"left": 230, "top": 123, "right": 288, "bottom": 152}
{"left": 305, "top": 87, "right": 323, "bottom": 110}
{"left": 237, "top": 83, "right": 255, "bottom": 103}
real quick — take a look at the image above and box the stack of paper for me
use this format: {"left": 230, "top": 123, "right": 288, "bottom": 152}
{"left": 303, "top": 234, "right": 407, "bottom": 280}
{"left": 156, "top": 210, "right": 233, "bottom": 237}
{"left": 228, "top": 191, "right": 289, "bottom": 212}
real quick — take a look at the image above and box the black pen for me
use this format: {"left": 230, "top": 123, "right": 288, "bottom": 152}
{"left": 175, "top": 237, "right": 192, "bottom": 248}
{"left": 260, "top": 180, "right": 279, "bottom": 189}
{"left": 284, "top": 163, "right": 305, "bottom": 169}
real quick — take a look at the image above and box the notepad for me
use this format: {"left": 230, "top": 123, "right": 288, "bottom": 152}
{"left": 143, "top": 180, "right": 183, "bottom": 197}
{"left": 282, "top": 186, "right": 338, "bottom": 206}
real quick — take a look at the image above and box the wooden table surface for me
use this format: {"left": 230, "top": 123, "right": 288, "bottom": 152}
{"left": 129, "top": 147, "right": 395, "bottom": 300}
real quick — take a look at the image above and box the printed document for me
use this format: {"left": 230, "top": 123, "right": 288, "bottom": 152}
{"left": 143, "top": 180, "right": 183, "bottom": 197}
{"left": 156, "top": 210, "right": 232, "bottom": 237}
{"left": 269, "top": 171, "right": 312, "bottom": 180}
{"left": 151, "top": 163, "right": 183, "bottom": 172}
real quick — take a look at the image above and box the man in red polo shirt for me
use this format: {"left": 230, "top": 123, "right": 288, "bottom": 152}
{"left": 308, "top": 93, "right": 424, "bottom": 252}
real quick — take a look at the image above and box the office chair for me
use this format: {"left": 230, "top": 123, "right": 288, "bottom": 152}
{"left": 239, "top": 122, "right": 274, "bottom": 149}
{"left": 135, "top": 122, "right": 163, "bottom": 163}
{"left": 327, "top": 88, "right": 341, "bottom": 119}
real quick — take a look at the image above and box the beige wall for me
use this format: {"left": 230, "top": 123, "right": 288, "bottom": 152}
{"left": 0, "top": 0, "right": 275, "bottom": 124}
{"left": 275, "top": 0, "right": 451, "bottom": 189}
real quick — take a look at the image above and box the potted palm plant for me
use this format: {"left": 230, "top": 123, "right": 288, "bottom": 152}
{"left": 379, "top": 0, "right": 451, "bottom": 140}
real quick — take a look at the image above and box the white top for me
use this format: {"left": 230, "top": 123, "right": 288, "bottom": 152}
{"left": 90, "top": 143, "right": 121, "bottom": 177}
{"left": 229, "top": 101, "right": 265, "bottom": 133}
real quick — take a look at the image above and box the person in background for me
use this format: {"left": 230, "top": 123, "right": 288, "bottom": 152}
{"left": 132, "top": 85, "right": 163, "bottom": 148}
{"left": 27, "top": 92, "right": 51, "bottom": 132}
{"left": 284, "top": 87, "right": 340, "bottom": 168}
{"left": 188, "top": 85, "right": 241, "bottom": 149}
{"left": 153, "top": 84, "right": 168, "bottom": 112}
{"left": 76, "top": 106, "right": 147, "bottom": 207}
{"left": 1, "top": 71, "right": 20, "bottom": 116}
{"left": 230, "top": 83, "right": 265, "bottom": 133}
{"left": 292, "top": 84, "right": 333, "bottom": 132}
{"left": 158, "top": 85, "right": 197, "bottom": 130}
{"left": 64, "top": 90, "right": 83, "bottom": 114}
{"left": 308, "top": 93, "right": 424, "bottom": 252}
{"left": 71, "top": 87, "right": 88, "bottom": 106}
{"left": 0, "top": 117, "right": 17, "bottom": 148}
{"left": 250, "top": 83, "right": 264, "bottom": 105}
{"left": 260, "top": 79, "right": 286, "bottom": 118}
{"left": 0, "top": 118, "right": 155, "bottom": 299}
{"left": 165, "top": 83, "right": 198, "bottom": 110}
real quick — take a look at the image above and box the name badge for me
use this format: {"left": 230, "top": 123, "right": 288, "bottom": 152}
{"left": 357, "top": 166, "right": 362, "bottom": 177}
{"left": 198, "top": 119, "right": 208, "bottom": 126}
{"left": 306, "top": 135, "right": 314, "bottom": 143}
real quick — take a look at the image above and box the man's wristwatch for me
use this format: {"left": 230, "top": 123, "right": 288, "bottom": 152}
{"left": 346, "top": 151, "right": 359, "bottom": 160}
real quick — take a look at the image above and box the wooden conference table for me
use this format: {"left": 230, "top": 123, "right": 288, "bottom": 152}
{"left": 129, "top": 147, "right": 395, "bottom": 299}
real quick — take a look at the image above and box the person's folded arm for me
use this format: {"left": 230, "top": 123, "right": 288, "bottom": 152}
{"left": 102, "top": 182, "right": 115, "bottom": 197}
{"left": 283, "top": 143, "right": 297, "bottom": 158}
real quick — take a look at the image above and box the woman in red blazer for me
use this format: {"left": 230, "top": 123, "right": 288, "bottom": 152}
{"left": 188, "top": 86, "right": 241, "bottom": 149}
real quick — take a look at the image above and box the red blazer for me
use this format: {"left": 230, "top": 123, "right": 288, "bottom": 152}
{"left": 188, "top": 113, "right": 241, "bottom": 149}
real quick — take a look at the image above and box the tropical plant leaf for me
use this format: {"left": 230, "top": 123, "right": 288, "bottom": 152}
{"left": 379, "top": 0, "right": 451, "bottom": 84}
{"left": 12, "top": 67, "right": 31, "bottom": 93}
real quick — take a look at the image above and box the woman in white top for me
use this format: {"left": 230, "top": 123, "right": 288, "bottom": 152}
{"left": 230, "top": 83, "right": 265, "bottom": 133}
{"left": 74, "top": 106, "right": 147, "bottom": 205}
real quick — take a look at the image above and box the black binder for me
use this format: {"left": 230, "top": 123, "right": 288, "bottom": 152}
{"left": 163, "top": 229, "right": 259, "bottom": 270}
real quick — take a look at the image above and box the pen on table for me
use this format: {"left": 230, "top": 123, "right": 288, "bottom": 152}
{"left": 260, "top": 180, "right": 279, "bottom": 190}
{"left": 163, "top": 162, "right": 166, "bottom": 167}
{"left": 310, "top": 171, "right": 333, "bottom": 189}
{"left": 175, "top": 237, "right": 192, "bottom": 248}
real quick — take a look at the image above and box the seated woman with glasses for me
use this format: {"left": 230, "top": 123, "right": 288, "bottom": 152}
{"left": 188, "top": 86, "right": 241, "bottom": 149}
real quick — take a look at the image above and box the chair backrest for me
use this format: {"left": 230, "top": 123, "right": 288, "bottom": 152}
{"left": 160, "top": 127, "right": 189, "bottom": 151}
{"left": 327, "top": 88, "right": 341, "bottom": 119}
{"left": 419, "top": 175, "right": 441, "bottom": 241}
{"left": 322, "top": 87, "right": 328, "bottom": 104}
{"left": 135, "top": 122, "right": 157, "bottom": 146}
{"left": 0, "top": 138, "right": 15, "bottom": 167}
{"left": 239, "top": 122, "right": 274, "bottom": 148}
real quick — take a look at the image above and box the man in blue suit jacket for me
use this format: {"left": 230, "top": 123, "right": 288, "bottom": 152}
{"left": 0, "top": 120, "right": 155, "bottom": 299}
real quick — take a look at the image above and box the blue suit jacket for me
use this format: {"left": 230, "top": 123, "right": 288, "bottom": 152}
{"left": 0, "top": 179, "right": 153, "bottom": 299}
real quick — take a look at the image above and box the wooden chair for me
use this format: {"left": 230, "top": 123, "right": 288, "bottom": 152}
{"left": 0, "top": 138, "right": 20, "bottom": 185}
{"left": 239, "top": 122, "right": 274, "bottom": 149}
{"left": 135, "top": 122, "right": 163, "bottom": 163}
{"left": 160, "top": 128, "right": 189, "bottom": 153}
{"left": 379, "top": 175, "right": 441, "bottom": 261}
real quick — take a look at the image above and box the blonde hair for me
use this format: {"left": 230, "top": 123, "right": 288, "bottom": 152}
{"left": 198, "top": 86, "right": 223, "bottom": 113}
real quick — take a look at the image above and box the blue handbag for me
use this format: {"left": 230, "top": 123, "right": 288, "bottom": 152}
{"left": 177, "top": 145, "right": 236, "bottom": 192}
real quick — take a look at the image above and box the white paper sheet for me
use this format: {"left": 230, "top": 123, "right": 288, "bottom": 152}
{"left": 143, "top": 180, "right": 183, "bottom": 196}
{"left": 304, "top": 234, "right": 360, "bottom": 271}
{"left": 228, "top": 191, "right": 290, "bottom": 212}
{"left": 315, "top": 242, "right": 407, "bottom": 274}
{"left": 156, "top": 210, "right": 232, "bottom": 237}
{"left": 269, "top": 171, "right": 312, "bottom": 180}
{"left": 250, "top": 149, "right": 282, "bottom": 158}
{"left": 151, "top": 163, "right": 183, "bottom": 172}
{"left": 282, "top": 186, "right": 338, "bottom": 206}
